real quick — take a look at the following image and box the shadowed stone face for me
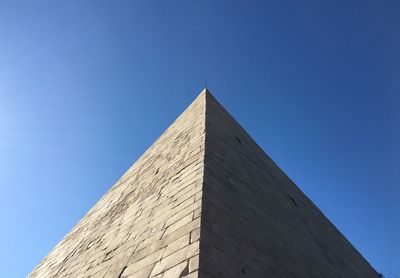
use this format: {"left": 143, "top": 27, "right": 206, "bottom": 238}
{"left": 29, "top": 89, "right": 378, "bottom": 278}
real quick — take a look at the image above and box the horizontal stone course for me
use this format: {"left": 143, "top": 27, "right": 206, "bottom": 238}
{"left": 150, "top": 242, "right": 200, "bottom": 276}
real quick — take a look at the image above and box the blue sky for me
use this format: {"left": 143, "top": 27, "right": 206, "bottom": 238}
{"left": 0, "top": 1, "right": 399, "bottom": 277}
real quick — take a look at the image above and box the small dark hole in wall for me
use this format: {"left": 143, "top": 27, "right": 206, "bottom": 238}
{"left": 241, "top": 267, "right": 246, "bottom": 274}
{"left": 236, "top": 137, "right": 242, "bottom": 145}
{"left": 289, "top": 196, "right": 299, "bottom": 207}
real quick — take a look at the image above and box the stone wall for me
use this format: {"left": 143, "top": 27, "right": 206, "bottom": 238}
{"left": 200, "top": 92, "right": 378, "bottom": 277}
{"left": 29, "top": 92, "right": 207, "bottom": 278}
{"left": 30, "top": 89, "right": 378, "bottom": 278}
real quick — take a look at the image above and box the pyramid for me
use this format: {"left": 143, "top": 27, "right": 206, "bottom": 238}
{"left": 29, "top": 89, "right": 378, "bottom": 278}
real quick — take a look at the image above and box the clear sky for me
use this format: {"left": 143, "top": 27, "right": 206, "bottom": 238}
{"left": 0, "top": 1, "right": 398, "bottom": 277}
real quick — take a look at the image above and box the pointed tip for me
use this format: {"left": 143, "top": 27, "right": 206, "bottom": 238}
{"left": 200, "top": 87, "right": 212, "bottom": 96}
{"left": 198, "top": 87, "right": 217, "bottom": 105}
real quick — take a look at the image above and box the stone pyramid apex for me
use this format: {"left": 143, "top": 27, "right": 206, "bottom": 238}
{"left": 197, "top": 87, "right": 213, "bottom": 102}
{"left": 29, "top": 89, "right": 378, "bottom": 278}
{"left": 200, "top": 87, "right": 209, "bottom": 94}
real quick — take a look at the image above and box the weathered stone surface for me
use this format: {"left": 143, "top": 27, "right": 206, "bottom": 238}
{"left": 189, "top": 255, "right": 199, "bottom": 273}
{"left": 162, "top": 261, "right": 188, "bottom": 278}
{"left": 29, "top": 91, "right": 206, "bottom": 278}
{"left": 200, "top": 92, "right": 378, "bottom": 278}
{"left": 29, "top": 89, "right": 378, "bottom": 278}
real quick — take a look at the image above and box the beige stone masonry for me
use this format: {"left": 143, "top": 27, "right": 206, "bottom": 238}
{"left": 29, "top": 89, "right": 378, "bottom": 278}
{"left": 29, "top": 90, "right": 206, "bottom": 278}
